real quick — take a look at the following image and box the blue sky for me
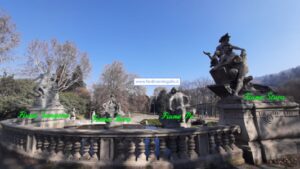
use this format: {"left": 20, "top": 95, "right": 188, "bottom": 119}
{"left": 1, "top": 0, "right": 300, "bottom": 95}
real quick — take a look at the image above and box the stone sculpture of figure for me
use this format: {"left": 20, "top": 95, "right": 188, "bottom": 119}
{"left": 46, "top": 74, "right": 63, "bottom": 107}
{"left": 212, "top": 33, "right": 245, "bottom": 70}
{"left": 32, "top": 70, "right": 51, "bottom": 108}
{"left": 32, "top": 70, "right": 64, "bottom": 110}
{"left": 203, "top": 33, "right": 251, "bottom": 96}
{"left": 70, "top": 108, "right": 76, "bottom": 120}
{"left": 91, "top": 110, "right": 96, "bottom": 123}
{"left": 168, "top": 87, "right": 191, "bottom": 124}
{"left": 102, "top": 94, "right": 124, "bottom": 118}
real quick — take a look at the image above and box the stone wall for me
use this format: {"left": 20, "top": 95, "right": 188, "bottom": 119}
{"left": 218, "top": 97, "right": 300, "bottom": 164}
{"left": 0, "top": 119, "right": 244, "bottom": 169}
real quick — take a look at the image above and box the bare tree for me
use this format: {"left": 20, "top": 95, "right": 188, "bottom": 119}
{"left": 0, "top": 11, "right": 20, "bottom": 64}
{"left": 179, "top": 78, "right": 220, "bottom": 117}
{"left": 179, "top": 78, "right": 218, "bottom": 105}
{"left": 24, "top": 39, "right": 91, "bottom": 91}
{"left": 93, "top": 61, "right": 148, "bottom": 113}
{"left": 153, "top": 87, "right": 167, "bottom": 98}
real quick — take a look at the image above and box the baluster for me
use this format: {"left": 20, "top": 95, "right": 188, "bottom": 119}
{"left": 36, "top": 135, "right": 43, "bottom": 153}
{"left": 209, "top": 132, "right": 217, "bottom": 154}
{"left": 136, "top": 138, "right": 146, "bottom": 161}
{"left": 22, "top": 134, "right": 26, "bottom": 150}
{"left": 169, "top": 136, "right": 178, "bottom": 160}
{"left": 42, "top": 136, "right": 50, "bottom": 154}
{"left": 56, "top": 137, "right": 64, "bottom": 158}
{"left": 64, "top": 137, "right": 73, "bottom": 160}
{"left": 188, "top": 135, "right": 198, "bottom": 159}
{"left": 159, "top": 137, "right": 168, "bottom": 161}
{"left": 72, "top": 138, "right": 81, "bottom": 160}
{"left": 11, "top": 132, "right": 15, "bottom": 144}
{"left": 15, "top": 133, "right": 20, "bottom": 148}
{"left": 178, "top": 135, "right": 188, "bottom": 159}
{"left": 216, "top": 129, "right": 226, "bottom": 154}
{"left": 223, "top": 128, "right": 232, "bottom": 152}
{"left": 148, "top": 137, "right": 156, "bottom": 161}
{"left": 229, "top": 126, "right": 239, "bottom": 151}
{"left": 126, "top": 138, "right": 136, "bottom": 161}
{"left": 15, "top": 134, "right": 20, "bottom": 149}
{"left": 49, "top": 136, "right": 56, "bottom": 155}
{"left": 90, "top": 138, "right": 99, "bottom": 161}
{"left": 80, "top": 137, "right": 90, "bottom": 160}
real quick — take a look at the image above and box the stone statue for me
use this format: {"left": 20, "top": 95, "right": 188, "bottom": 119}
{"left": 32, "top": 71, "right": 51, "bottom": 108}
{"left": 70, "top": 108, "right": 76, "bottom": 120}
{"left": 91, "top": 110, "right": 96, "bottom": 123}
{"left": 156, "top": 87, "right": 195, "bottom": 128}
{"left": 47, "top": 74, "right": 63, "bottom": 108}
{"left": 102, "top": 94, "right": 124, "bottom": 118}
{"left": 208, "top": 35, "right": 300, "bottom": 165}
{"left": 30, "top": 71, "right": 65, "bottom": 127}
{"left": 203, "top": 33, "right": 257, "bottom": 97}
{"left": 169, "top": 87, "right": 191, "bottom": 124}
{"left": 32, "top": 71, "right": 63, "bottom": 109}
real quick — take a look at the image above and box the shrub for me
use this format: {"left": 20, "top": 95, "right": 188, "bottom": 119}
{"left": 59, "top": 92, "right": 90, "bottom": 116}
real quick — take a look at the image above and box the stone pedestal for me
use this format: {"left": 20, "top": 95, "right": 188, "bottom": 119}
{"left": 29, "top": 106, "right": 67, "bottom": 128}
{"left": 218, "top": 97, "right": 300, "bottom": 164}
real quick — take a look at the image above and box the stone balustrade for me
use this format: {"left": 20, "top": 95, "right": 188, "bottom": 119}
{"left": 0, "top": 119, "right": 244, "bottom": 169}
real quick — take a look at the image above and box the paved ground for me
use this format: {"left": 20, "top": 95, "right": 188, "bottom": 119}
{"left": 128, "top": 112, "right": 159, "bottom": 123}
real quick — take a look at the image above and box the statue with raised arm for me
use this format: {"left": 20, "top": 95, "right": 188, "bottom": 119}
{"left": 31, "top": 70, "right": 64, "bottom": 109}
{"left": 168, "top": 87, "right": 191, "bottom": 125}
{"left": 203, "top": 33, "right": 252, "bottom": 97}
{"left": 32, "top": 70, "right": 51, "bottom": 108}
{"left": 46, "top": 73, "right": 63, "bottom": 108}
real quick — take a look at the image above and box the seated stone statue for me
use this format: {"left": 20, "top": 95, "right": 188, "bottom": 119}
{"left": 102, "top": 94, "right": 124, "bottom": 118}
{"left": 203, "top": 33, "right": 252, "bottom": 96}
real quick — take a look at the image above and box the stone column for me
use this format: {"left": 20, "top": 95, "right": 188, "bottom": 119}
{"left": 168, "top": 136, "right": 178, "bottom": 161}
{"left": 90, "top": 138, "right": 99, "bottom": 161}
{"left": 148, "top": 137, "right": 156, "bottom": 161}
{"left": 178, "top": 135, "right": 188, "bottom": 159}
{"left": 80, "top": 137, "right": 90, "bottom": 160}
{"left": 72, "top": 138, "right": 81, "bottom": 160}
{"left": 159, "top": 137, "right": 168, "bottom": 161}
{"left": 136, "top": 138, "right": 147, "bottom": 161}
{"left": 215, "top": 129, "right": 226, "bottom": 154}
{"left": 188, "top": 135, "right": 198, "bottom": 159}
{"left": 208, "top": 132, "right": 217, "bottom": 154}
{"left": 126, "top": 138, "right": 137, "bottom": 161}
{"left": 26, "top": 134, "right": 36, "bottom": 155}
{"left": 64, "top": 137, "right": 73, "bottom": 160}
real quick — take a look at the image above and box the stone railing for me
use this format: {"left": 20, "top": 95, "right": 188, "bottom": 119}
{"left": 0, "top": 119, "right": 244, "bottom": 169}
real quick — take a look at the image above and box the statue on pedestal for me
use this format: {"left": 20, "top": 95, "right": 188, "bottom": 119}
{"left": 32, "top": 71, "right": 63, "bottom": 109}
{"left": 169, "top": 87, "right": 191, "bottom": 124}
{"left": 203, "top": 33, "right": 272, "bottom": 98}
{"left": 204, "top": 34, "right": 300, "bottom": 165}
{"left": 159, "top": 87, "right": 194, "bottom": 128}
{"left": 102, "top": 94, "right": 124, "bottom": 118}
{"left": 30, "top": 70, "right": 65, "bottom": 126}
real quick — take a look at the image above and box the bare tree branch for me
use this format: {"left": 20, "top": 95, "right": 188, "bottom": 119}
{"left": 0, "top": 11, "right": 20, "bottom": 64}
{"left": 24, "top": 39, "right": 91, "bottom": 92}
